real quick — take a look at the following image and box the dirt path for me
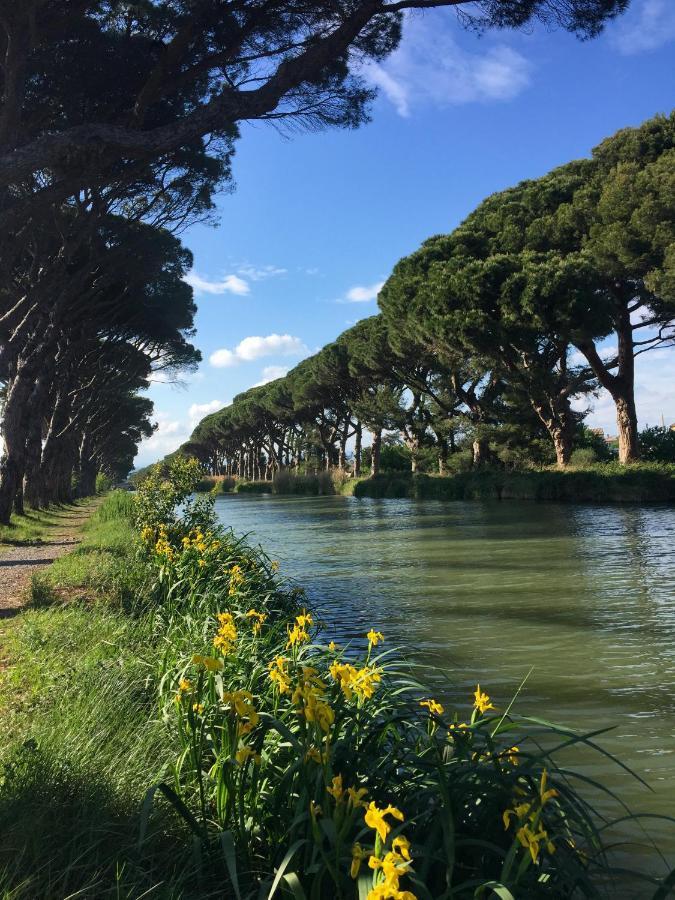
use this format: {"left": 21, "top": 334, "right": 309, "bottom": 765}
{"left": 0, "top": 503, "right": 97, "bottom": 618}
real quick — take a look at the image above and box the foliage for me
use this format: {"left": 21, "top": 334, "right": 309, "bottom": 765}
{"left": 273, "top": 470, "right": 337, "bottom": 495}
{"left": 639, "top": 427, "right": 675, "bottom": 463}
{"left": 95, "top": 472, "right": 113, "bottom": 493}
{"left": 353, "top": 465, "right": 675, "bottom": 503}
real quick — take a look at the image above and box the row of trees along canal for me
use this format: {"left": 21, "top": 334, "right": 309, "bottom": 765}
{"left": 0, "top": 0, "right": 651, "bottom": 523}
{"left": 180, "top": 114, "right": 674, "bottom": 480}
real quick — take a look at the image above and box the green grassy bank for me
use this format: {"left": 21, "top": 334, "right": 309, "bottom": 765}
{"left": 351, "top": 463, "right": 675, "bottom": 503}
{"left": 1, "top": 471, "right": 673, "bottom": 898}
{"left": 198, "top": 464, "right": 675, "bottom": 504}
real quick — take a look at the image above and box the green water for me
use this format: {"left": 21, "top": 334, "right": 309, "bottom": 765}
{"left": 214, "top": 494, "right": 675, "bottom": 880}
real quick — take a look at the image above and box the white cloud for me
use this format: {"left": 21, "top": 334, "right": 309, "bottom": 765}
{"left": 360, "top": 14, "right": 531, "bottom": 118}
{"left": 339, "top": 281, "right": 385, "bottom": 303}
{"left": 135, "top": 412, "right": 189, "bottom": 467}
{"left": 253, "top": 365, "right": 290, "bottom": 387}
{"left": 189, "top": 399, "right": 224, "bottom": 426}
{"left": 236, "top": 264, "right": 287, "bottom": 281}
{"left": 184, "top": 270, "right": 250, "bottom": 296}
{"left": 608, "top": 0, "right": 675, "bottom": 54}
{"left": 210, "top": 334, "right": 308, "bottom": 368}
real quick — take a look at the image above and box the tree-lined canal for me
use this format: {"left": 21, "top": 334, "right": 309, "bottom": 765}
{"left": 215, "top": 494, "right": 675, "bottom": 873}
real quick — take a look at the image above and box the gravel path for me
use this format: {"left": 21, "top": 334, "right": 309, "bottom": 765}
{"left": 0, "top": 505, "right": 96, "bottom": 618}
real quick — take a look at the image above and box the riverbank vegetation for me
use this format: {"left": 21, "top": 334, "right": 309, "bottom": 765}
{"left": 2, "top": 464, "right": 673, "bottom": 898}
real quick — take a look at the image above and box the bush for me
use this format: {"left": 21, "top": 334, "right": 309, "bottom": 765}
{"left": 234, "top": 479, "right": 272, "bottom": 494}
{"left": 570, "top": 447, "right": 598, "bottom": 466}
{"left": 380, "top": 442, "right": 412, "bottom": 471}
{"left": 95, "top": 472, "right": 112, "bottom": 493}
{"left": 640, "top": 426, "right": 675, "bottom": 463}
{"left": 272, "top": 470, "right": 336, "bottom": 495}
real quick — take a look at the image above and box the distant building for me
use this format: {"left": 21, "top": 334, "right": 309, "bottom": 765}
{"left": 670, "top": 424, "right": 675, "bottom": 432}
{"left": 590, "top": 427, "right": 605, "bottom": 437}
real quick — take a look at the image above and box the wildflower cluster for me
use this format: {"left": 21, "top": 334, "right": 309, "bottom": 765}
{"left": 503, "top": 769, "right": 558, "bottom": 863}
{"left": 287, "top": 609, "right": 312, "bottom": 648}
{"left": 353, "top": 802, "right": 416, "bottom": 900}
{"left": 246, "top": 608, "right": 266, "bottom": 634}
{"left": 228, "top": 564, "right": 245, "bottom": 595}
{"left": 213, "top": 611, "right": 237, "bottom": 654}
{"left": 292, "top": 665, "right": 335, "bottom": 732}
{"left": 268, "top": 655, "right": 291, "bottom": 694}
{"left": 329, "top": 659, "right": 382, "bottom": 702}
{"left": 153, "top": 524, "right": 175, "bottom": 561}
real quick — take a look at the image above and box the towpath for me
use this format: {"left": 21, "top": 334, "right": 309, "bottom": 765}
{"left": 0, "top": 503, "right": 97, "bottom": 618}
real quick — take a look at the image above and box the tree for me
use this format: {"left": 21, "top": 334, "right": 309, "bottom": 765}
{"left": 0, "top": 219, "right": 199, "bottom": 522}
{"left": 439, "top": 113, "right": 675, "bottom": 463}
{"left": 0, "top": 0, "right": 629, "bottom": 211}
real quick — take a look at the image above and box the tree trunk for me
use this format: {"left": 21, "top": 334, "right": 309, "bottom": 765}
{"left": 531, "top": 400, "right": 574, "bottom": 468}
{"left": 0, "top": 363, "right": 37, "bottom": 524}
{"left": 371, "top": 429, "right": 382, "bottom": 477}
{"left": 23, "top": 415, "right": 45, "bottom": 508}
{"left": 354, "top": 422, "right": 362, "bottom": 476}
{"left": 577, "top": 301, "right": 639, "bottom": 464}
{"left": 13, "top": 486, "right": 24, "bottom": 516}
{"left": 78, "top": 432, "right": 98, "bottom": 497}
{"left": 472, "top": 439, "right": 488, "bottom": 468}
{"left": 438, "top": 439, "right": 448, "bottom": 475}
{"left": 616, "top": 393, "right": 639, "bottom": 464}
{"left": 338, "top": 430, "right": 347, "bottom": 470}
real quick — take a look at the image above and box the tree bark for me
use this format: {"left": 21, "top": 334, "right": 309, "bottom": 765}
{"left": 472, "top": 439, "right": 488, "bottom": 468}
{"left": 23, "top": 414, "right": 45, "bottom": 508}
{"left": 354, "top": 422, "right": 362, "bottom": 476}
{"left": 0, "top": 360, "right": 38, "bottom": 524}
{"left": 530, "top": 399, "right": 574, "bottom": 468}
{"left": 438, "top": 439, "right": 448, "bottom": 475}
{"left": 577, "top": 301, "right": 639, "bottom": 464}
{"left": 371, "top": 429, "right": 382, "bottom": 477}
{"left": 338, "top": 429, "right": 348, "bottom": 470}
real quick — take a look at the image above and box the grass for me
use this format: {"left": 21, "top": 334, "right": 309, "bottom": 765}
{"left": 0, "top": 501, "right": 91, "bottom": 547}
{"left": 0, "top": 603, "right": 204, "bottom": 898}
{"left": 38, "top": 491, "right": 147, "bottom": 606}
{"left": 0, "top": 494, "right": 209, "bottom": 898}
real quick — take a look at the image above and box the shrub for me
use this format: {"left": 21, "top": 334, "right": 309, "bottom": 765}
{"left": 234, "top": 480, "right": 272, "bottom": 494}
{"left": 640, "top": 426, "right": 675, "bottom": 463}
{"left": 570, "top": 447, "right": 598, "bottom": 466}
{"left": 95, "top": 472, "right": 112, "bottom": 493}
{"left": 272, "top": 470, "right": 336, "bottom": 495}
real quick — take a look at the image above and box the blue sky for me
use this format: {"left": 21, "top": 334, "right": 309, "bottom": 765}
{"left": 137, "top": 0, "right": 675, "bottom": 466}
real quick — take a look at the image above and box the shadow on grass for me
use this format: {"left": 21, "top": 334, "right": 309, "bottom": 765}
{"left": 0, "top": 743, "right": 221, "bottom": 899}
